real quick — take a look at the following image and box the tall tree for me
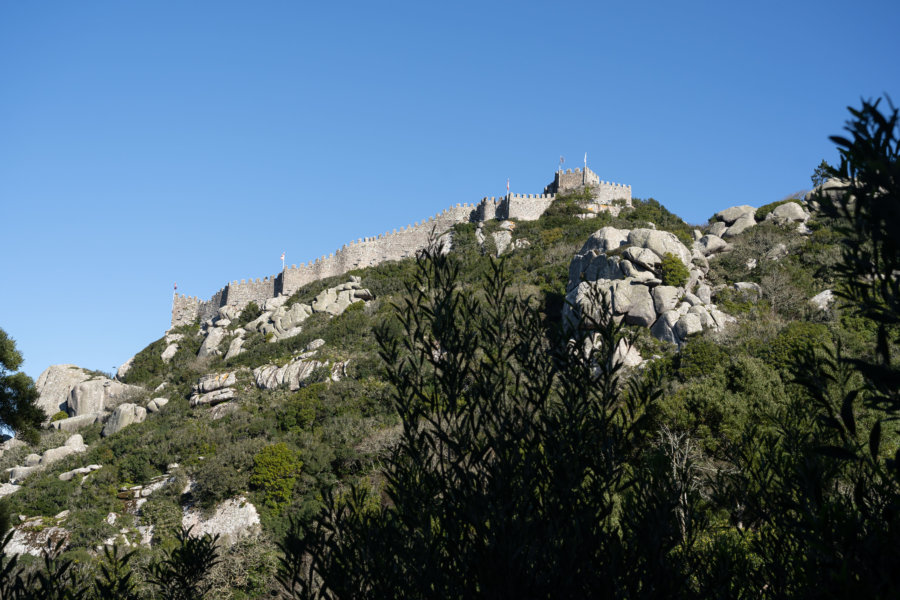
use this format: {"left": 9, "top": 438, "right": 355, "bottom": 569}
{"left": 0, "top": 328, "right": 42, "bottom": 441}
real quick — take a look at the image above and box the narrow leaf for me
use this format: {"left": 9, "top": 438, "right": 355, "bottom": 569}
{"left": 869, "top": 420, "right": 882, "bottom": 460}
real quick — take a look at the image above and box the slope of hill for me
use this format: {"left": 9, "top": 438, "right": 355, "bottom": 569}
{"left": 0, "top": 156, "right": 894, "bottom": 597}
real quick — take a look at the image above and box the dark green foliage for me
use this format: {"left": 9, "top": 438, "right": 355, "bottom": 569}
{"left": 233, "top": 301, "right": 262, "bottom": 329}
{"left": 816, "top": 97, "right": 900, "bottom": 414}
{"left": 623, "top": 197, "right": 694, "bottom": 245}
{"left": 811, "top": 158, "right": 833, "bottom": 187}
{"left": 0, "top": 328, "right": 42, "bottom": 439}
{"left": 251, "top": 443, "right": 303, "bottom": 510}
{"left": 277, "top": 250, "right": 690, "bottom": 598}
{"left": 92, "top": 545, "right": 140, "bottom": 600}
{"left": 146, "top": 527, "right": 221, "bottom": 600}
{"left": 194, "top": 437, "right": 266, "bottom": 510}
{"left": 675, "top": 336, "right": 728, "bottom": 381}
{"left": 660, "top": 252, "right": 690, "bottom": 287}
{"left": 20, "top": 538, "right": 87, "bottom": 600}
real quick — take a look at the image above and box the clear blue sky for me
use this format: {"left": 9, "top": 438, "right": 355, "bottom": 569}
{"left": 1, "top": 1, "right": 898, "bottom": 380}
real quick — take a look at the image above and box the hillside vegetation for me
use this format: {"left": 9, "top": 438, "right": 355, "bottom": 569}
{"left": 1, "top": 98, "right": 898, "bottom": 598}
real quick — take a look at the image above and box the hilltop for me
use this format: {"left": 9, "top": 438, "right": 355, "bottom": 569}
{"left": 0, "top": 153, "right": 889, "bottom": 597}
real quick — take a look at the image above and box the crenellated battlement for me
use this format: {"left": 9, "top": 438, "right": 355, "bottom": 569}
{"left": 171, "top": 166, "right": 633, "bottom": 327}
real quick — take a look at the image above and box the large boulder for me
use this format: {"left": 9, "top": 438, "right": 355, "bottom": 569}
{"left": 674, "top": 314, "right": 704, "bottom": 340}
{"left": 492, "top": 230, "right": 513, "bottom": 255}
{"left": 160, "top": 343, "right": 179, "bottom": 363}
{"left": 723, "top": 214, "right": 757, "bottom": 237}
{"left": 567, "top": 227, "right": 630, "bottom": 291}
{"left": 715, "top": 205, "right": 756, "bottom": 224}
{"left": 67, "top": 378, "right": 141, "bottom": 417}
{"left": 622, "top": 246, "right": 661, "bottom": 270}
{"left": 695, "top": 234, "right": 728, "bottom": 256}
{"left": 50, "top": 413, "right": 102, "bottom": 432}
{"left": 34, "top": 365, "right": 92, "bottom": 419}
{"left": 102, "top": 403, "right": 147, "bottom": 437}
{"left": 195, "top": 372, "right": 236, "bottom": 394}
{"left": 146, "top": 398, "right": 169, "bottom": 413}
{"left": 198, "top": 327, "right": 226, "bottom": 358}
{"left": 254, "top": 358, "right": 328, "bottom": 391}
{"left": 115, "top": 357, "right": 135, "bottom": 382}
{"left": 40, "top": 435, "right": 87, "bottom": 466}
{"left": 766, "top": 201, "right": 808, "bottom": 225}
{"left": 190, "top": 388, "right": 236, "bottom": 407}
{"left": 273, "top": 303, "right": 312, "bottom": 336}
{"left": 623, "top": 285, "right": 656, "bottom": 327}
{"left": 708, "top": 221, "right": 728, "bottom": 237}
{"left": 626, "top": 228, "right": 692, "bottom": 266}
{"left": 650, "top": 310, "right": 681, "bottom": 344}
{"left": 224, "top": 334, "right": 246, "bottom": 360}
{"left": 810, "top": 289, "right": 834, "bottom": 311}
{"left": 651, "top": 286, "right": 680, "bottom": 315}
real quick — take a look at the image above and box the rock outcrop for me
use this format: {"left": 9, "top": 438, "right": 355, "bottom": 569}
{"left": 565, "top": 226, "right": 734, "bottom": 351}
{"left": 204, "top": 277, "right": 373, "bottom": 360}
{"left": 5, "top": 434, "right": 88, "bottom": 485}
{"left": 190, "top": 372, "right": 238, "bottom": 407}
{"left": 67, "top": 378, "right": 142, "bottom": 417}
{"left": 34, "top": 365, "right": 92, "bottom": 419}
{"left": 182, "top": 496, "right": 261, "bottom": 547}
{"left": 102, "top": 403, "right": 147, "bottom": 437}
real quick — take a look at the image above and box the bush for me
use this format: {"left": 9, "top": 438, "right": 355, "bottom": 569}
{"left": 250, "top": 443, "right": 302, "bottom": 510}
{"left": 49, "top": 411, "right": 68, "bottom": 423}
{"left": 660, "top": 252, "right": 690, "bottom": 287}
{"left": 232, "top": 302, "right": 262, "bottom": 329}
{"left": 676, "top": 337, "right": 728, "bottom": 382}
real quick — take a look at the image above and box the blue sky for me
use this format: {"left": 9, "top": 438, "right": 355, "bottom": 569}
{"left": 1, "top": 0, "right": 898, "bottom": 380}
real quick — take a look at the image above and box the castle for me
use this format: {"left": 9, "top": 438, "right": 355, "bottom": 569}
{"left": 171, "top": 167, "right": 632, "bottom": 327}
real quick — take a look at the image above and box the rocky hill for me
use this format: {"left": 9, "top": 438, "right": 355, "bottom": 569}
{"left": 0, "top": 182, "right": 867, "bottom": 597}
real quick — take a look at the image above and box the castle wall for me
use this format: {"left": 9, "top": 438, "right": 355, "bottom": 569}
{"left": 505, "top": 193, "right": 556, "bottom": 220}
{"left": 593, "top": 181, "right": 632, "bottom": 205}
{"left": 171, "top": 174, "right": 632, "bottom": 327}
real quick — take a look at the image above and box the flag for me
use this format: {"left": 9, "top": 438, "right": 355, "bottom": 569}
{"left": 584, "top": 152, "right": 587, "bottom": 165}
{"left": 280, "top": 252, "right": 285, "bottom": 261}
{"left": 174, "top": 282, "right": 177, "bottom": 291}
{"left": 506, "top": 178, "right": 509, "bottom": 192}
{"left": 560, "top": 155, "right": 564, "bottom": 165}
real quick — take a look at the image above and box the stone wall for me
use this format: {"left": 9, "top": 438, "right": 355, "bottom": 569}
{"left": 171, "top": 173, "right": 632, "bottom": 327}
{"left": 592, "top": 181, "right": 632, "bottom": 205}
{"left": 172, "top": 295, "right": 201, "bottom": 328}
{"left": 505, "top": 193, "right": 557, "bottom": 220}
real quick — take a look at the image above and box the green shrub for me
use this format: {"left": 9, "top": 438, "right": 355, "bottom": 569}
{"left": 232, "top": 301, "right": 262, "bottom": 329}
{"left": 250, "top": 443, "right": 302, "bottom": 510}
{"left": 49, "top": 411, "right": 69, "bottom": 423}
{"left": 660, "top": 252, "right": 690, "bottom": 287}
{"left": 676, "top": 337, "right": 728, "bottom": 382}
{"left": 279, "top": 385, "right": 325, "bottom": 432}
